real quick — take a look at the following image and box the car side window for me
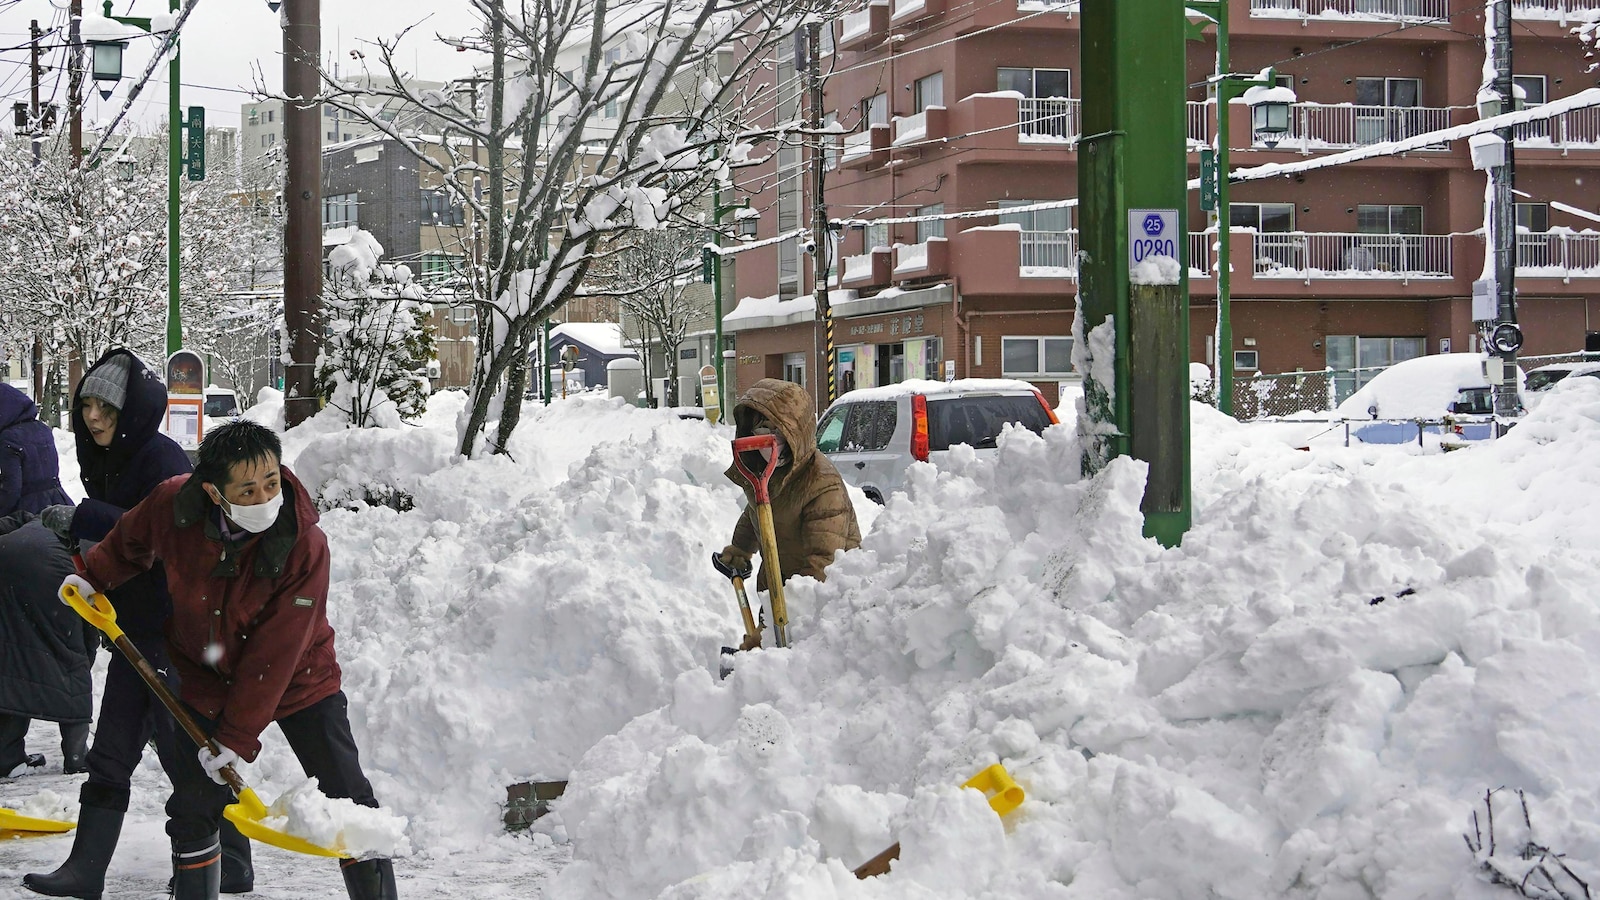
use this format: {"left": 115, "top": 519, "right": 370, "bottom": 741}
{"left": 816, "top": 408, "right": 847, "bottom": 453}
{"left": 842, "top": 401, "right": 896, "bottom": 451}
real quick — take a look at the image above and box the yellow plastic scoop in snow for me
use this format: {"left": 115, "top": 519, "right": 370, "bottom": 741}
{"left": 62, "top": 583, "right": 349, "bottom": 858}
{"left": 0, "top": 808, "right": 75, "bottom": 837}
{"left": 853, "top": 763, "right": 1026, "bottom": 879}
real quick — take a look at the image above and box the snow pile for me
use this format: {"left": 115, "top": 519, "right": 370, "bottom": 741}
{"left": 538, "top": 389, "right": 1600, "bottom": 899}
{"left": 7, "top": 790, "right": 76, "bottom": 824}
{"left": 261, "top": 779, "right": 412, "bottom": 860}
{"left": 1129, "top": 254, "right": 1182, "bottom": 285}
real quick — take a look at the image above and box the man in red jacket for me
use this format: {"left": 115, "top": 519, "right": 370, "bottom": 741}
{"left": 63, "top": 420, "right": 396, "bottom": 900}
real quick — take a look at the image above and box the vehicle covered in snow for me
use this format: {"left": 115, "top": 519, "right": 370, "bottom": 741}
{"left": 815, "top": 378, "right": 1058, "bottom": 503}
{"left": 1334, "top": 353, "right": 1523, "bottom": 443}
{"left": 1524, "top": 361, "right": 1600, "bottom": 396}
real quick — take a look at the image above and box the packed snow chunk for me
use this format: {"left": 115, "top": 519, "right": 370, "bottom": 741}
{"left": 1129, "top": 254, "right": 1181, "bottom": 285}
{"left": 261, "top": 779, "right": 411, "bottom": 859}
{"left": 9, "top": 789, "right": 76, "bottom": 824}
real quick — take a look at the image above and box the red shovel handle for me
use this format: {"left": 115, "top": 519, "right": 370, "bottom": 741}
{"left": 732, "top": 435, "right": 780, "bottom": 504}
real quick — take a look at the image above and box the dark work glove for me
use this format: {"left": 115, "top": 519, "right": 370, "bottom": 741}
{"left": 39, "top": 504, "right": 76, "bottom": 543}
{"left": 712, "top": 547, "right": 753, "bottom": 580}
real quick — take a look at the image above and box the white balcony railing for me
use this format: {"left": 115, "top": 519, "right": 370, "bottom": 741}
{"left": 1253, "top": 232, "right": 1453, "bottom": 280}
{"left": 1513, "top": 106, "right": 1600, "bottom": 152}
{"left": 841, "top": 131, "right": 875, "bottom": 164}
{"left": 1019, "top": 0, "right": 1078, "bottom": 9}
{"left": 1189, "top": 101, "right": 1210, "bottom": 147}
{"left": 1018, "top": 98, "right": 1079, "bottom": 142}
{"left": 1249, "top": 0, "right": 1448, "bottom": 21}
{"left": 1517, "top": 232, "right": 1600, "bottom": 278}
{"left": 1021, "top": 230, "right": 1078, "bottom": 274}
{"left": 1190, "top": 232, "right": 1215, "bottom": 279}
{"left": 1278, "top": 103, "right": 1453, "bottom": 151}
{"left": 1511, "top": 0, "right": 1600, "bottom": 23}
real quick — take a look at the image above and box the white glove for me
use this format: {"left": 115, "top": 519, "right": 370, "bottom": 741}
{"left": 59, "top": 573, "right": 98, "bottom": 606}
{"left": 198, "top": 744, "right": 240, "bottom": 786}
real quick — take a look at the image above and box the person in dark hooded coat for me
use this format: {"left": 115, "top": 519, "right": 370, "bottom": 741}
{"left": 0, "top": 382, "right": 71, "bottom": 518}
{"left": 25, "top": 349, "right": 255, "bottom": 899}
{"left": 0, "top": 515, "right": 93, "bottom": 779}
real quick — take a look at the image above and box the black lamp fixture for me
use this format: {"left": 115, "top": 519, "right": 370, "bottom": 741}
{"left": 88, "top": 38, "right": 125, "bottom": 101}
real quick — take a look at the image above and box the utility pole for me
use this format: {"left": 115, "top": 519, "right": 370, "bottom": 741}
{"left": 69, "top": 0, "right": 82, "bottom": 160}
{"left": 1489, "top": 0, "right": 1522, "bottom": 424}
{"left": 804, "top": 22, "right": 834, "bottom": 406}
{"left": 29, "top": 20, "right": 44, "bottom": 405}
{"left": 282, "top": 0, "right": 322, "bottom": 427}
{"left": 1078, "top": 0, "right": 1191, "bottom": 547}
{"left": 29, "top": 20, "right": 42, "bottom": 166}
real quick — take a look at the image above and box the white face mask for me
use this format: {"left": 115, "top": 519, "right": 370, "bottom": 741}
{"left": 220, "top": 491, "right": 284, "bottom": 534}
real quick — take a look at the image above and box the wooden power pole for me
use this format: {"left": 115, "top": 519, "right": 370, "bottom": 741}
{"left": 282, "top": 0, "right": 322, "bottom": 427}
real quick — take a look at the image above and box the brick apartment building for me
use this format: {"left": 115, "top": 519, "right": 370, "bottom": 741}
{"left": 723, "top": 0, "right": 1600, "bottom": 413}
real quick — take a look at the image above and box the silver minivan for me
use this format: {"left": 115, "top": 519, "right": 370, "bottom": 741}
{"left": 815, "top": 380, "right": 1059, "bottom": 503}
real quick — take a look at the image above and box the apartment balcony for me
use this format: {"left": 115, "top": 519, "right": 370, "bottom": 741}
{"left": 960, "top": 0, "right": 1077, "bottom": 33}
{"left": 892, "top": 107, "right": 948, "bottom": 148}
{"left": 891, "top": 0, "right": 945, "bottom": 26}
{"left": 946, "top": 226, "right": 1213, "bottom": 294}
{"left": 893, "top": 237, "right": 950, "bottom": 279}
{"left": 1251, "top": 232, "right": 1453, "bottom": 282}
{"left": 1016, "top": 98, "right": 1080, "bottom": 144}
{"left": 840, "top": 124, "right": 890, "bottom": 170}
{"left": 1511, "top": 0, "right": 1600, "bottom": 24}
{"left": 1247, "top": 0, "right": 1449, "bottom": 22}
{"left": 1513, "top": 107, "right": 1600, "bottom": 154}
{"left": 841, "top": 248, "right": 894, "bottom": 288}
{"left": 839, "top": 1, "right": 888, "bottom": 52}
{"left": 1270, "top": 103, "right": 1455, "bottom": 153}
{"left": 1517, "top": 232, "right": 1600, "bottom": 281}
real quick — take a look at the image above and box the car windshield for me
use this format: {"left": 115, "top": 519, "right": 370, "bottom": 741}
{"left": 927, "top": 394, "right": 1050, "bottom": 451}
{"left": 204, "top": 395, "right": 239, "bottom": 417}
{"left": 1452, "top": 387, "right": 1493, "bottom": 415}
{"left": 1525, "top": 370, "right": 1572, "bottom": 392}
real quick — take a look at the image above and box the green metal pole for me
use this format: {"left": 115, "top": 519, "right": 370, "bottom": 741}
{"left": 165, "top": 0, "right": 181, "bottom": 357}
{"left": 1213, "top": 0, "right": 1232, "bottom": 416}
{"left": 542, "top": 319, "right": 552, "bottom": 406}
{"left": 711, "top": 172, "right": 728, "bottom": 424}
{"left": 1079, "top": 0, "right": 1191, "bottom": 547}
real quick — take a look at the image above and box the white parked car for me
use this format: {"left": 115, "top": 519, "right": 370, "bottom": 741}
{"left": 815, "top": 379, "right": 1059, "bottom": 503}
{"left": 1524, "top": 361, "right": 1600, "bottom": 394}
{"left": 1334, "top": 354, "right": 1524, "bottom": 443}
{"left": 202, "top": 386, "right": 241, "bottom": 434}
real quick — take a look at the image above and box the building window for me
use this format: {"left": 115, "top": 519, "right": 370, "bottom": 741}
{"left": 262, "top": 133, "right": 275, "bottom": 147}
{"left": 1001, "top": 336, "right": 1074, "bottom": 378}
{"left": 421, "top": 253, "right": 463, "bottom": 279}
{"left": 327, "top": 130, "right": 338, "bottom": 141}
{"left": 913, "top": 72, "right": 943, "bottom": 113}
{"left": 266, "top": 109, "right": 275, "bottom": 123}
{"left": 450, "top": 305, "right": 475, "bottom": 323}
{"left": 1233, "top": 350, "right": 1259, "bottom": 371}
{"left": 1513, "top": 74, "right": 1547, "bottom": 106}
{"left": 323, "top": 192, "right": 358, "bottom": 229}
{"left": 996, "top": 67, "right": 1070, "bottom": 99}
{"left": 604, "top": 47, "right": 622, "bottom": 65}
{"left": 1354, "top": 77, "right": 1421, "bottom": 142}
{"left": 604, "top": 99, "right": 618, "bottom": 119}
{"left": 824, "top": 112, "right": 839, "bottom": 170}
{"left": 1355, "top": 76, "right": 1420, "bottom": 108}
{"left": 1516, "top": 202, "right": 1548, "bottom": 233}
{"left": 1325, "top": 335, "right": 1425, "bottom": 401}
{"left": 862, "top": 93, "right": 888, "bottom": 127}
{"left": 998, "top": 200, "right": 1069, "bottom": 232}
{"left": 421, "top": 190, "right": 466, "bottom": 227}
{"left": 1229, "top": 203, "right": 1295, "bottom": 232}
{"left": 864, "top": 222, "right": 889, "bottom": 251}
{"left": 1356, "top": 204, "right": 1422, "bottom": 235}
{"left": 679, "top": 347, "right": 698, "bottom": 360}
{"left": 783, "top": 352, "right": 806, "bottom": 387}
{"left": 915, "top": 204, "right": 945, "bottom": 243}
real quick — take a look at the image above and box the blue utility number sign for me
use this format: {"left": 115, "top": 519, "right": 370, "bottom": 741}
{"left": 1128, "top": 208, "right": 1179, "bottom": 269}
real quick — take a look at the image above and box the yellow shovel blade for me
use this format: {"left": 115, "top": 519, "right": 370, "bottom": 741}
{"left": 0, "top": 808, "right": 76, "bottom": 835}
{"left": 223, "top": 788, "right": 348, "bottom": 859}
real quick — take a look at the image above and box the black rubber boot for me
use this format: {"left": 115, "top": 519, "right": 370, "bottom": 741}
{"left": 59, "top": 723, "right": 90, "bottom": 776}
{"left": 340, "top": 858, "right": 398, "bottom": 900}
{"left": 170, "top": 834, "right": 221, "bottom": 900}
{"left": 219, "top": 818, "right": 254, "bottom": 894}
{"left": 22, "top": 787, "right": 128, "bottom": 900}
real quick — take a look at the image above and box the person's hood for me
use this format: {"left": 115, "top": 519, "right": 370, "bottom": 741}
{"left": 731, "top": 378, "right": 819, "bottom": 473}
{"left": 0, "top": 383, "right": 40, "bottom": 431}
{"left": 72, "top": 349, "right": 168, "bottom": 461}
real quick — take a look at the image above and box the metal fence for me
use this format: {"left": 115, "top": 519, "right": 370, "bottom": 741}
{"left": 1020, "top": 230, "right": 1077, "bottom": 271}
{"left": 1285, "top": 104, "right": 1454, "bottom": 151}
{"left": 1511, "top": 0, "right": 1600, "bottom": 21}
{"left": 1249, "top": 0, "right": 1448, "bottom": 19}
{"left": 1252, "top": 232, "right": 1453, "bottom": 280}
{"left": 1018, "top": 98, "right": 1079, "bottom": 141}
{"left": 1516, "top": 232, "right": 1600, "bottom": 276}
{"left": 1514, "top": 105, "right": 1600, "bottom": 151}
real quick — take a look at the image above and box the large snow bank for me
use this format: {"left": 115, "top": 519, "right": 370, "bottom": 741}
{"left": 540, "top": 388, "right": 1600, "bottom": 899}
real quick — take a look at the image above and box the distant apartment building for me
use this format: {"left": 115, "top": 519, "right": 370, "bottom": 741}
{"left": 242, "top": 75, "right": 449, "bottom": 169}
{"left": 723, "top": 0, "right": 1600, "bottom": 413}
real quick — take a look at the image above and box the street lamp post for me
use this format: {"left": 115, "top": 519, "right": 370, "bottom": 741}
{"left": 1189, "top": 1, "right": 1290, "bottom": 417}
{"left": 708, "top": 185, "right": 753, "bottom": 425}
{"left": 99, "top": 0, "right": 185, "bottom": 358}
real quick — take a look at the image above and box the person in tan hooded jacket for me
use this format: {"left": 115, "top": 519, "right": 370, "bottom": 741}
{"left": 717, "top": 379, "right": 861, "bottom": 625}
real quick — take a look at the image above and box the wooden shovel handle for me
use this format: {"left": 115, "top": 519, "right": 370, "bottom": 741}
{"left": 853, "top": 842, "right": 900, "bottom": 879}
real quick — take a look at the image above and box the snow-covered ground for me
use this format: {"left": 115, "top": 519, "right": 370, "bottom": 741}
{"left": 4, "top": 376, "right": 1600, "bottom": 898}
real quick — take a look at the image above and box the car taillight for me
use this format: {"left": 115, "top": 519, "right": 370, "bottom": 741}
{"left": 911, "top": 394, "right": 930, "bottom": 462}
{"left": 1034, "top": 391, "right": 1059, "bottom": 425}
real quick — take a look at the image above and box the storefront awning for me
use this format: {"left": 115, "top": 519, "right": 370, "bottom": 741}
{"left": 723, "top": 294, "right": 816, "bottom": 332}
{"left": 832, "top": 283, "right": 952, "bottom": 320}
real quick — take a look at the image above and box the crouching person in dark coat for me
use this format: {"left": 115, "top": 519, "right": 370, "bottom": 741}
{"left": 0, "top": 516, "right": 92, "bottom": 779}
{"left": 64, "top": 420, "right": 397, "bottom": 900}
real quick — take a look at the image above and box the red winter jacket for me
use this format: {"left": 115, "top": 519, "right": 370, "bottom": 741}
{"left": 81, "top": 465, "right": 339, "bottom": 761}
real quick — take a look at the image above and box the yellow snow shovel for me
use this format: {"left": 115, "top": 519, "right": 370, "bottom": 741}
{"left": 0, "top": 808, "right": 75, "bottom": 837}
{"left": 731, "top": 434, "right": 790, "bottom": 647}
{"left": 61, "top": 582, "right": 350, "bottom": 858}
{"left": 853, "top": 763, "right": 1026, "bottom": 879}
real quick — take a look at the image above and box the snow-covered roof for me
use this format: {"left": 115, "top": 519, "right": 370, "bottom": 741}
{"left": 550, "top": 322, "right": 632, "bottom": 357}
{"left": 836, "top": 378, "right": 1046, "bottom": 403}
{"left": 722, "top": 294, "right": 815, "bottom": 332}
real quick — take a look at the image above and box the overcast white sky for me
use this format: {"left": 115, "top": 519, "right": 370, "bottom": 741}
{"left": 0, "top": 0, "right": 476, "bottom": 132}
